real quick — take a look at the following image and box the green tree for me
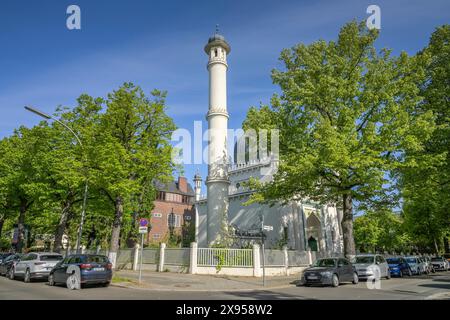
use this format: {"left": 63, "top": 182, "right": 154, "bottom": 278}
{"left": 354, "top": 210, "right": 409, "bottom": 253}
{"left": 243, "top": 21, "right": 435, "bottom": 258}
{"left": 400, "top": 25, "right": 450, "bottom": 253}
{"left": 91, "top": 83, "right": 176, "bottom": 259}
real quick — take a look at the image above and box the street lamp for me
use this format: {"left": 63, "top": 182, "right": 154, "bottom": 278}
{"left": 25, "top": 106, "right": 89, "bottom": 254}
{"left": 168, "top": 208, "right": 175, "bottom": 240}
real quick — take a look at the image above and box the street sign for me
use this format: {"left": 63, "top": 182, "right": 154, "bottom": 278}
{"left": 139, "top": 218, "right": 149, "bottom": 234}
{"left": 263, "top": 225, "right": 273, "bottom": 231}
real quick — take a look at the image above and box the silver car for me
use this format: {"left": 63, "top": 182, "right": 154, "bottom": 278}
{"left": 405, "top": 256, "right": 426, "bottom": 275}
{"left": 11, "top": 252, "right": 63, "bottom": 282}
{"left": 353, "top": 254, "right": 390, "bottom": 280}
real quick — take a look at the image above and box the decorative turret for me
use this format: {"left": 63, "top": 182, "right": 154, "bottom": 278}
{"left": 193, "top": 171, "right": 202, "bottom": 202}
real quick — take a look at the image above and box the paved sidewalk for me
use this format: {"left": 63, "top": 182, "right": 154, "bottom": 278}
{"left": 112, "top": 270, "right": 301, "bottom": 292}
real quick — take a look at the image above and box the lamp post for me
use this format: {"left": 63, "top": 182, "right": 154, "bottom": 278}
{"left": 25, "top": 106, "right": 89, "bottom": 254}
{"left": 168, "top": 208, "right": 175, "bottom": 241}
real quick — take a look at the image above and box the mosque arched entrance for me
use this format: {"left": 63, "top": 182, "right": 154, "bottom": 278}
{"left": 305, "top": 212, "right": 322, "bottom": 252}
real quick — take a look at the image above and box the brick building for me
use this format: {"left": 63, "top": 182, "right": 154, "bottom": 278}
{"left": 147, "top": 177, "right": 195, "bottom": 245}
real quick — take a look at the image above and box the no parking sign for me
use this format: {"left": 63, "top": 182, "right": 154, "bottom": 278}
{"left": 139, "top": 218, "right": 149, "bottom": 234}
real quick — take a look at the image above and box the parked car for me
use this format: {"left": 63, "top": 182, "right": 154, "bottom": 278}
{"left": 0, "top": 254, "right": 23, "bottom": 278}
{"left": 404, "top": 256, "right": 426, "bottom": 275}
{"left": 302, "top": 257, "right": 359, "bottom": 287}
{"left": 11, "top": 252, "right": 63, "bottom": 282}
{"left": 48, "top": 254, "right": 112, "bottom": 289}
{"left": 353, "top": 254, "right": 391, "bottom": 280}
{"left": 386, "top": 257, "right": 413, "bottom": 277}
{"left": 0, "top": 253, "right": 13, "bottom": 264}
{"left": 443, "top": 253, "right": 450, "bottom": 264}
{"left": 430, "top": 256, "right": 449, "bottom": 271}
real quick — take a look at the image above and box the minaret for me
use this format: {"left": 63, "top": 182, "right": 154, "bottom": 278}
{"left": 193, "top": 171, "right": 202, "bottom": 202}
{"left": 204, "top": 27, "right": 231, "bottom": 246}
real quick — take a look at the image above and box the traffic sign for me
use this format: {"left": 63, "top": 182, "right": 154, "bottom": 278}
{"left": 263, "top": 225, "right": 273, "bottom": 231}
{"left": 139, "top": 218, "right": 149, "bottom": 234}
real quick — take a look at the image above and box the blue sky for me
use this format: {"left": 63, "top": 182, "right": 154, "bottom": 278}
{"left": 0, "top": 0, "right": 449, "bottom": 193}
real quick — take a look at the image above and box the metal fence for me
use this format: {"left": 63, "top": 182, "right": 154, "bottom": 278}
{"left": 165, "top": 248, "right": 190, "bottom": 266}
{"left": 262, "top": 249, "right": 285, "bottom": 266}
{"left": 197, "top": 248, "right": 253, "bottom": 267}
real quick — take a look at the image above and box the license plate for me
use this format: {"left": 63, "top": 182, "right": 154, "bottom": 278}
{"left": 93, "top": 267, "right": 105, "bottom": 271}
{"left": 308, "top": 275, "right": 318, "bottom": 279}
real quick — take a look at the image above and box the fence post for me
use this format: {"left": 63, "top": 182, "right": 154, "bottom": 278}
{"left": 158, "top": 243, "right": 166, "bottom": 272}
{"left": 133, "top": 243, "right": 140, "bottom": 271}
{"left": 189, "top": 242, "right": 198, "bottom": 274}
{"left": 253, "top": 244, "right": 261, "bottom": 277}
{"left": 283, "top": 246, "right": 289, "bottom": 276}
{"left": 307, "top": 249, "right": 313, "bottom": 265}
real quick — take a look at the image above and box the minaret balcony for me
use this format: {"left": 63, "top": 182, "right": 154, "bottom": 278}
{"left": 206, "top": 108, "right": 229, "bottom": 120}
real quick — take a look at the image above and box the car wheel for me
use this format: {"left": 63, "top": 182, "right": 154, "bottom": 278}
{"left": 102, "top": 282, "right": 110, "bottom": 287}
{"left": 386, "top": 270, "right": 391, "bottom": 279}
{"left": 331, "top": 274, "right": 339, "bottom": 287}
{"left": 48, "top": 274, "right": 55, "bottom": 286}
{"left": 66, "top": 273, "right": 80, "bottom": 290}
{"left": 352, "top": 272, "right": 359, "bottom": 284}
{"left": 24, "top": 269, "right": 31, "bottom": 283}
{"left": 8, "top": 268, "right": 15, "bottom": 280}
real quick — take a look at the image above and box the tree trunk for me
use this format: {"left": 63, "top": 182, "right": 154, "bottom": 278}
{"left": 341, "top": 193, "right": 356, "bottom": 259}
{"left": 109, "top": 196, "right": 124, "bottom": 254}
{"left": 433, "top": 237, "right": 439, "bottom": 254}
{"left": 16, "top": 198, "right": 29, "bottom": 253}
{"left": 53, "top": 201, "right": 72, "bottom": 253}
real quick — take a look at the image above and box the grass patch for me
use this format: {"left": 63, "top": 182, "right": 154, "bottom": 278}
{"left": 112, "top": 275, "right": 138, "bottom": 284}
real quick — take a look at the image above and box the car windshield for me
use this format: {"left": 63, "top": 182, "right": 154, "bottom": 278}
{"left": 85, "top": 255, "right": 109, "bottom": 263}
{"left": 40, "top": 255, "right": 63, "bottom": 261}
{"left": 355, "top": 256, "right": 375, "bottom": 264}
{"left": 387, "top": 258, "right": 401, "bottom": 264}
{"left": 431, "top": 257, "right": 442, "bottom": 261}
{"left": 313, "top": 259, "right": 336, "bottom": 267}
{"left": 406, "top": 258, "right": 416, "bottom": 264}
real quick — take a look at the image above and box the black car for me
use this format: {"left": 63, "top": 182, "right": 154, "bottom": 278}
{"left": 302, "top": 257, "right": 359, "bottom": 287}
{"left": 48, "top": 254, "right": 112, "bottom": 289}
{"left": 0, "top": 254, "right": 23, "bottom": 277}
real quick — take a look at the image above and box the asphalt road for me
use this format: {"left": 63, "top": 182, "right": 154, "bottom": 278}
{"left": 0, "top": 272, "right": 448, "bottom": 300}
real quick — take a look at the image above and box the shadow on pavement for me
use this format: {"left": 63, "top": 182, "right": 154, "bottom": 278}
{"left": 223, "top": 290, "right": 316, "bottom": 300}
{"left": 418, "top": 283, "right": 450, "bottom": 290}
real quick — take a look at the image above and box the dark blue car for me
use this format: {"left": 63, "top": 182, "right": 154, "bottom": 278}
{"left": 48, "top": 254, "right": 112, "bottom": 289}
{"left": 386, "top": 257, "right": 412, "bottom": 277}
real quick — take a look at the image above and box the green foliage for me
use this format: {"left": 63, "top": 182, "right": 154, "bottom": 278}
{"left": 242, "top": 21, "right": 436, "bottom": 257}
{"left": 0, "top": 83, "right": 177, "bottom": 255}
{"left": 354, "top": 210, "right": 410, "bottom": 253}
{"left": 399, "top": 25, "right": 450, "bottom": 253}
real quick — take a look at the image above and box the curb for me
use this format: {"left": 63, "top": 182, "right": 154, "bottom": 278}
{"left": 111, "top": 282, "right": 298, "bottom": 292}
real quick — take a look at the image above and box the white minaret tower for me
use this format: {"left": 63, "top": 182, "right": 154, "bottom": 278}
{"left": 193, "top": 172, "right": 202, "bottom": 202}
{"left": 204, "top": 27, "right": 231, "bottom": 246}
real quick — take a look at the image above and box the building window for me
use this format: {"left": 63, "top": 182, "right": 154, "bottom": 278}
{"left": 156, "top": 192, "right": 165, "bottom": 201}
{"left": 166, "top": 193, "right": 182, "bottom": 203}
{"left": 167, "top": 214, "right": 181, "bottom": 228}
{"left": 153, "top": 213, "right": 162, "bottom": 218}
